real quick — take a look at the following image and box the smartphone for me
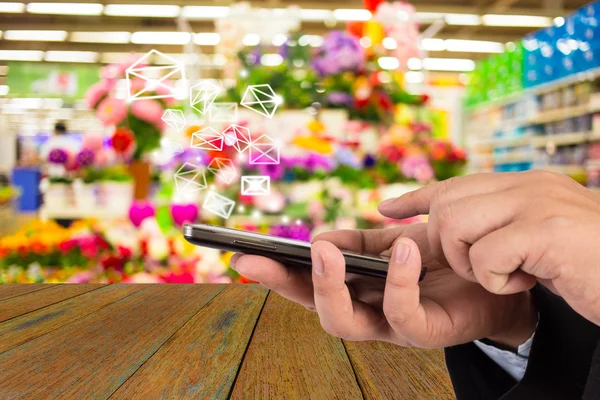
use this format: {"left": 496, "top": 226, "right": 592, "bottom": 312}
{"left": 183, "top": 224, "right": 426, "bottom": 281}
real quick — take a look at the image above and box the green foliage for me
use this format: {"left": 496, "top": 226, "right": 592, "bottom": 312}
{"left": 126, "top": 114, "right": 161, "bottom": 160}
{"left": 98, "top": 166, "right": 132, "bottom": 182}
{"left": 48, "top": 176, "right": 73, "bottom": 184}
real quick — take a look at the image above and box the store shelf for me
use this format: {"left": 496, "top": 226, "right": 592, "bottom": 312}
{"left": 529, "top": 104, "right": 600, "bottom": 125}
{"left": 531, "top": 131, "right": 598, "bottom": 148}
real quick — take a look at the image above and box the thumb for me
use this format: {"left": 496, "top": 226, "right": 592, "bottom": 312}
{"left": 382, "top": 238, "right": 428, "bottom": 344}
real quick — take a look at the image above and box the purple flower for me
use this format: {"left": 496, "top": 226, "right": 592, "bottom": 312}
{"left": 312, "top": 31, "right": 365, "bottom": 77}
{"left": 304, "top": 153, "right": 336, "bottom": 173}
{"left": 76, "top": 148, "right": 95, "bottom": 167}
{"left": 48, "top": 148, "right": 69, "bottom": 165}
{"left": 336, "top": 147, "right": 361, "bottom": 168}
{"left": 269, "top": 224, "right": 311, "bottom": 242}
{"left": 326, "top": 91, "right": 354, "bottom": 106}
{"left": 258, "top": 163, "right": 284, "bottom": 180}
{"left": 363, "top": 154, "right": 377, "bottom": 168}
{"left": 282, "top": 156, "right": 307, "bottom": 169}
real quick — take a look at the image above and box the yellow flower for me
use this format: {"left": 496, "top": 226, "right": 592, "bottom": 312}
{"left": 307, "top": 120, "right": 325, "bottom": 134}
{"left": 292, "top": 135, "right": 333, "bottom": 155}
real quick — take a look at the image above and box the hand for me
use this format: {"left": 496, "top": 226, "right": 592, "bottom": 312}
{"left": 378, "top": 171, "right": 600, "bottom": 326}
{"left": 231, "top": 224, "right": 536, "bottom": 349}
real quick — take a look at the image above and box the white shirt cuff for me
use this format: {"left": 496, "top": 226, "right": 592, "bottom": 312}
{"left": 473, "top": 331, "right": 535, "bottom": 382}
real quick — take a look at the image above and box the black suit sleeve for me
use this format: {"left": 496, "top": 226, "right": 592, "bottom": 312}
{"left": 444, "top": 285, "right": 600, "bottom": 400}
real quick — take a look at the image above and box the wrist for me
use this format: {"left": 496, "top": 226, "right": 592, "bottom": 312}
{"left": 488, "top": 291, "right": 538, "bottom": 351}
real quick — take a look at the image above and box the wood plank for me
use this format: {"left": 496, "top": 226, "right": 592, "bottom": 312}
{"left": 230, "top": 292, "right": 363, "bottom": 400}
{"left": 344, "top": 341, "right": 455, "bottom": 400}
{"left": 0, "top": 284, "right": 53, "bottom": 301}
{"left": 0, "top": 284, "right": 225, "bottom": 399}
{"left": 0, "top": 284, "right": 105, "bottom": 323}
{"left": 110, "top": 284, "right": 269, "bottom": 400}
{"left": 0, "top": 284, "right": 146, "bottom": 354}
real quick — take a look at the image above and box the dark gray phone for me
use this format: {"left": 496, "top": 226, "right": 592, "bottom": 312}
{"left": 183, "top": 224, "right": 426, "bottom": 281}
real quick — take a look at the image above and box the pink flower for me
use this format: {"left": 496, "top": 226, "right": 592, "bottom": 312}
{"left": 414, "top": 163, "right": 435, "bottom": 184}
{"left": 94, "top": 148, "right": 116, "bottom": 167}
{"left": 131, "top": 99, "right": 164, "bottom": 128}
{"left": 154, "top": 80, "right": 178, "bottom": 105}
{"left": 81, "top": 132, "right": 104, "bottom": 151}
{"left": 97, "top": 97, "right": 127, "bottom": 127}
{"left": 85, "top": 81, "right": 109, "bottom": 109}
{"left": 121, "top": 272, "right": 163, "bottom": 284}
{"left": 401, "top": 155, "right": 431, "bottom": 179}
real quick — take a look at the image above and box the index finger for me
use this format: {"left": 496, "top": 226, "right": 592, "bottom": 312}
{"left": 377, "top": 172, "right": 524, "bottom": 220}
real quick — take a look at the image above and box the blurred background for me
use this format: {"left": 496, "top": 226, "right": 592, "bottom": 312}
{"left": 0, "top": 0, "right": 598, "bottom": 284}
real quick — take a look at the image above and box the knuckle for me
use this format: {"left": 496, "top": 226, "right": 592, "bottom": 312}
{"left": 436, "top": 203, "right": 455, "bottom": 232}
{"left": 383, "top": 304, "right": 410, "bottom": 328}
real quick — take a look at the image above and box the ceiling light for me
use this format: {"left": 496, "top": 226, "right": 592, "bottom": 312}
{"left": 299, "top": 8, "right": 333, "bottom": 21}
{"left": 378, "top": 57, "right": 400, "bottom": 70}
{"left": 272, "top": 34, "right": 288, "bottom": 46}
{"left": 482, "top": 14, "right": 552, "bottom": 27}
{"left": 101, "top": 52, "right": 138, "bottom": 64}
{"left": 422, "top": 38, "right": 445, "bottom": 51}
{"left": 554, "top": 16, "right": 565, "bottom": 27}
{"left": 0, "top": 2, "right": 24, "bottom": 13}
{"left": 181, "top": 6, "right": 229, "bottom": 19}
{"left": 383, "top": 37, "right": 397, "bottom": 50}
{"left": 417, "top": 12, "right": 444, "bottom": 22}
{"left": 261, "top": 54, "right": 284, "bottom": 66}
{"left": 104, "top": 4, "right": 180, "bottom": 18}
{"left": 45, "top": 51, "right": 99, "bottom": 63}
{"left": 445, "top": 13, "right": 481, "bottom": 26}
{"left": 407, "top": 57, "right": 423, "bottom": 70}
{"left": 0, "top": 85, "right": 9, "bottom": 96}
{"left": 422, "top": 58, "right": 475, "bottom": 72}
{"left": 404, "top": 71, "right": 425, "bottom": 84}
{"left": 0, "top": 50, "right": 44, "bottom": 61}
{"left": 131, "top": 32, "right": 191, "bottom": 45}
{"left": 194, "top": 33, "right": 220, "bottom": 45}
{"left": 333, "top": 9, "right": 371, "bottom": 21}
{"left": 70, "top": 32, "right": 131, "bottom": 44}
{"left": 445, "top": 39, "right": 504, "bottom": 53}
{"left": 26, "top": 3, "right": 103, "bottom": 15}
{"left": 243, "top": 33, "right": 261, "bottom": 46}
{"left": 4, "top": 30, "right": 67, "bottom": 41}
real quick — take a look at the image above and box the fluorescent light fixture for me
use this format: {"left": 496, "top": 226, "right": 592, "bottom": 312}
{"left": 0, "top": 85, "right": 9, "bottom": 96}
{"left": 482, "top": 14, "right": 552, "bottom": 27}
{"left": 4, "top": 30, "right": 67, "bottom": 41}
{"left": 70, "top": 31, "right": 131, "bottom": 44}
{"left": 417, "top": 12, "right": 444, "bottom": 22}
{"left": 378, "top": 57, "right": 400, "bottom": 70}
{"left": 554, "top": 16, "right": 565, "bottom": 27}
{"left": 407, "top": 57, "right": 423, "bottom": 70}
{"left": 26, "top": 3, "right": 103, "bottom": 15}
{"left": 194, "top": 33, "right": 220, "bottom": 45}
{"left": 445, "top": 13, "right": 481, "bottom": 26}
{"left": 299, "top": 8, "right": 333, "bottom": 21}
{"left": 0, "top": 50, "right": 44, "bottom": 61}
{"left": 243, "top": 33, "right": 261, "bottom": 46}
{"left": 261, "top": 54, "right": 283, "bottom": 66}
{"left": 131, "top": 32, "right": 191, "bottom": 45}
{"left": 383, "top": 37, "right": 397, "bottom": 50}
{"left": 0, "top": 2, "right": 24, "bottom": 13}
{"left": 45, "top": 51, "right": 99, "bottom": 63}
{"left": 422, "top": 58, "right": 475, "bottom": 72}
{"left": 181, "top": 6, "right": 229, "bottom": 19}
{"left": 104, "top": 4, "right": 180, "bottom": 18}
{"left": 422, "top": 38, "right": 445, "bottom": 51}
{"left": 404, "top": 71, "right": 424, "bottom": 84}
{"left": 445, "top": 39, "right": 504, "bottom": 53}
{"left": 101, "top": 52, "right": 137, "bottom": 64}
{"left": 333, "top": 9, "right": 371, "bottom": 21}
{"left": 272, "top": 34, "right": 288, "bottom": 46}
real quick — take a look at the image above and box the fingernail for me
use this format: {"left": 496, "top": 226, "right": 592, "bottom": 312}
{"left": 312, "top": 249, "right": 324, "bottom": 276}
{"left": 393, "top": 240, "right": 411, "bottom": 264}
{"left": 379, "top": 198, "right": 395, "bottom": 209}
{"left": 230, "top": 254, "right": 241, "bottom": 271}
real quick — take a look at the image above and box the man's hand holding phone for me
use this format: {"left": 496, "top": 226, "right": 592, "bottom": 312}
{"left": 231, "top": 223, "right": 537, "bottom": 349}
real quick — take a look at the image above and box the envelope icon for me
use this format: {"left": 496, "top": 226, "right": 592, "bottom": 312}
{"left": 174, "top": 163, "right": 207, "bottom": 194}
{"left": 222, "top": 124, "right": 252, "bottom": 153}
{"left": 209, "top": 102, "right": 238, "bottom": 123}
{"left": 207, "top": 158, "right": 236, "bottom": 185}
{"left": 126, "top": 50, "right": 185, "bottom": 102}
{"left": 249, "top": 134, "right": 280, "bottom": 165}
{"left": 161, "top": 109, "right": 186, "bottom": 132}
{"left": 203, "top": 191, "right": 236, "bottom": 219}
{"left": 191, "top": 127, "right": 224, "bottom": 151}
{"left": 240, "top": 84, "right": 280, "bottom": 119}
{"left": 190, "top": 80, "right": 221, "bottom": 115}
{"left": 241, "top": 176, "right": 271, "bottom": 196}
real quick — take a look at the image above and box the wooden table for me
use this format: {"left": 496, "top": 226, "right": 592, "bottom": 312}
{"left": 0, "top": 284, "right": 455, "bottom": 399}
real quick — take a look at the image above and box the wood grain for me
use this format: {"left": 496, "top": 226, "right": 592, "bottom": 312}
{"left": 230, "top": 292, "right": 363, "bottom": 400}
{"left": 0, "top": 284, "right": 104, "bottom": 323}
{"left": 344, "top": 341, "right": 455, "bottom": 400}
{"left": 0, "top": 284, "right": 225, "bottom": 400}
{"left": 0, "top": 284, "right": 52, "bottom": 301}
{"left": 110, "top": 284, "right": 268, "bottom": 400}
{"left": 0, "top": 284, "right": 146, "bottom": 354}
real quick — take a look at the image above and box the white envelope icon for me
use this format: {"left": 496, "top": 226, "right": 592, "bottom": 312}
{"left": 240, "top": 84, "right": 280, "bottom": 119}
{"left": 207, "top": 157, "right": 236, "bottom": 184}
{"left": 126, "top": 50, "right": 185, "bottom": 102}
{"left": 203, "top": 192, "right": 236, "bottom": 219}
{"left": 161, "top": 109, "right": 186, "bottom": 132}
{"left": 249, "top": 134, "right": 280, "bottom": 165}
{"left": 209, "top": 102, "right": 238, "bottom": 123}
{"left": 190, "top": 80, "right": 221, "bottom": 115}
{"left": 222, "top": 124, "right": 252, "bottom": 153}
{"left": 190, "top": 127, "right": 224, "bottom": 151}
{"left": 174, "top": 163, "right": 207, "bottom": 194}
{"left": 241, "top": 176, "right": 271, "bottom": 196}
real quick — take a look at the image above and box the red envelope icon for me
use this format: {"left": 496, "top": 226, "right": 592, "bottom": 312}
{"left": 190, "top": 127, "right": 224, "bottom": 151}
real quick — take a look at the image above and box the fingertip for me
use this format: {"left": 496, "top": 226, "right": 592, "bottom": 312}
{"left": 311, "top": 240, "right": 345, "bottom": 279}
{"left": 230, "top": 253, "right": 243, "bottom": 271}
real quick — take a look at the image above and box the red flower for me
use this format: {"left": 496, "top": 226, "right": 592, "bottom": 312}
{"left": 79, "top": 237, "right": 99, "bottom": 259}
{"left": 239, "top": 194, "right": 254, "bottom": 206}
{"left": 377, "top": 92, "right": 393, "bottom": 112}
{"left": 59, "top": 239, "right": 78, "bottom": 255}
{"left": 95, "top": 236, "right": 110, "bottom": 251}
{"left": 117, "top": 246, "right": 132, "bottom": 259}
{"left": 140, "top": 239, "right": 149, "bottom": 257}
{"left": 100, "top": 255, "right": 125, "bottom": 272}
{"left": 420, "top": 94, "right": 430, "bottom": 104}
{"left": 162, "top": 271, "right": 195, "bottom": 284}
{"left": 111, "top": 128, "right": 135, "bottom": 154}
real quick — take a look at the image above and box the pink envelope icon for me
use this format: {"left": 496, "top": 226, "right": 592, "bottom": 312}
{"left": 190, "top": 127, "right": 224, "bottom": 151}
{"left": 249, "top": 134, "right": 280, "bottom": 165}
